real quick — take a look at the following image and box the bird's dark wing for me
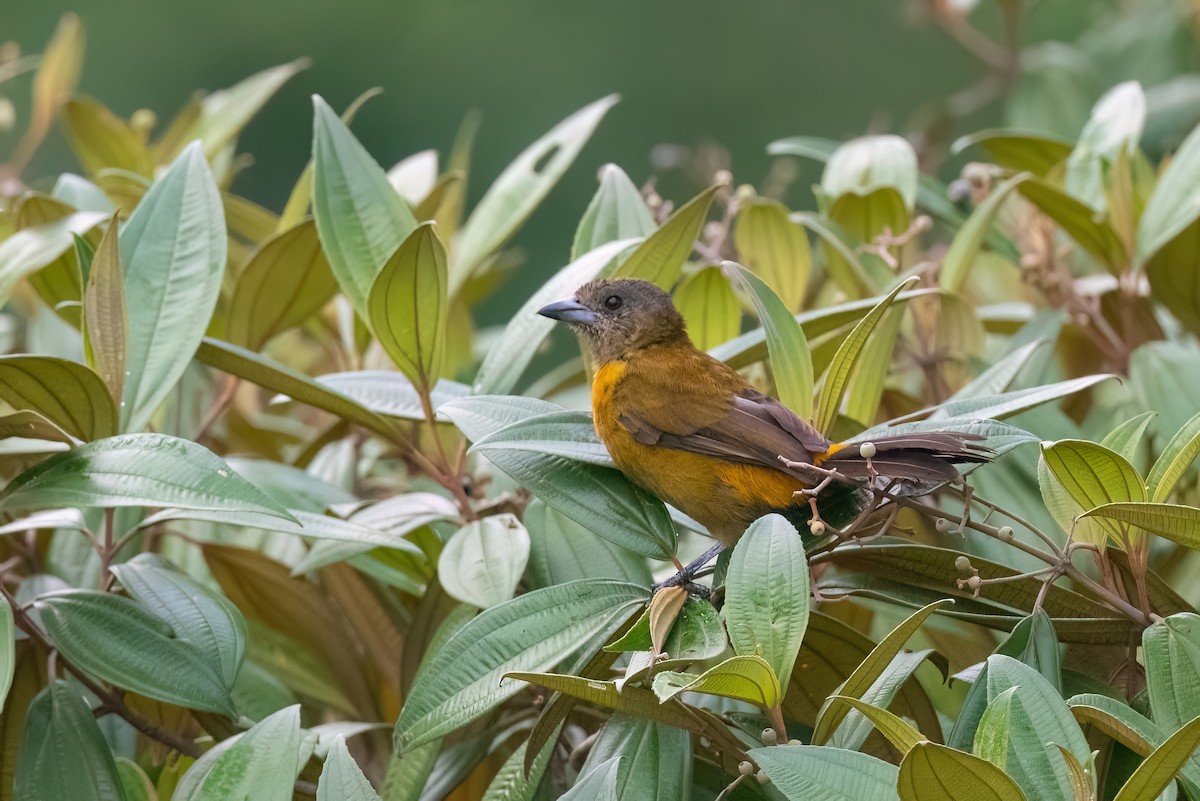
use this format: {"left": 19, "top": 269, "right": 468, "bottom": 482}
{"left": 619, "top": 386, "right": 832, "bottom": 469}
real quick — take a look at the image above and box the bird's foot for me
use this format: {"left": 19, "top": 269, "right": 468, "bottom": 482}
{"left": 653, "top": 542, "right": 725, "bottom": 598}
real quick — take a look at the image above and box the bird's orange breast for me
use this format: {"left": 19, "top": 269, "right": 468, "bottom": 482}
{"left": 591, "top": 359, "right": 806, "bottom": 545}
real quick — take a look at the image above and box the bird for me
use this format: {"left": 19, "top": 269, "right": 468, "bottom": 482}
{"left": 537, "top": 277, "right": 990, "bottom": 575}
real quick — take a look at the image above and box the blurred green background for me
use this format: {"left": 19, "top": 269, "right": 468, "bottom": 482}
{"left": 4, "top": 0, "right": 1195, "bottom": 321}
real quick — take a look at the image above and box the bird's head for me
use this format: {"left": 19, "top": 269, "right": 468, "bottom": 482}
{"left": 537, "top": 278, "right": 688, "bottom": 363}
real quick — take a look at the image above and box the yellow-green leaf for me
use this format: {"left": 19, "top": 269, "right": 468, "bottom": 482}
{"left": 612, "top": 184, "right": 720, "bottom": 289}
{"left": 1082, "top": 502, "right": 1200, "bottom": 547}
{"left": 940, "top": 173, "right": 1028, "bottom": 293}
{"left": 1018, "top": 178, "right": 1127, "bottom": 275}
{"left": 828, "top": 695, "right": 926, "bottom": 755}
{"left": 1113, "top": 715, "right": 1200, "bottom": 801}
{"left": 62, "top": 97, "right": 153, "bottom": 178}
{"left": 82, "top": 216, "right": 126, "bottom": 403}
{"left": 0, "top": 356, "right": 115, "bottom": 441}
{"left": 651, "top": 654, "right": 781, "bottom": 708}
{"left": 673, "top": 265, "right": 741, "bottom": 351}
{"left": 1147, "top": 410, "right": 1200, "bottom": 502}
{"left": 366, "top": 222, "right": 448, "bottom": 393}
{"left": 1041, "top": 440, "right": 1146, "bottom": 542}
{"left": 734, "top": 197, "right": 811, "bottom": 311}
{"left": 898, "top": 742, "right": 1028, "bottom": 801}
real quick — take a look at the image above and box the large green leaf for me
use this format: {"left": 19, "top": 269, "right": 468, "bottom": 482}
{"left": 0, "top": 355, "right": 116, "bottom": 441}
{"left": 734, "top": 196, "right": 811, "bottom": 311}
{"left": 1113, "top": 715, "right": 1200, "bottom": 801}
{"left": 1144, "top": 613, "right": 1200, "bottom": 733}
{"left": 0, "top": 433, "right": 291, "bottom": 519}
{"left": 0, "top": 596, "right": 11, "bottom": 711}
{"left": 393, "top": 579, "right": 647, "bottom": 753}
{"left": 472, "top": 237, "right": 638, "bottom": 395}
{"left": 452, "top": 95, "right": 618, "bottom": 294}
{"left": 749, "top": 744, "right": 900, "bottom": 801}
{"left": 572, "top": 163, "right": 656, "bottom": 259}
{"left": 1041, "top": 439, "right": 1146, "bottom": 542}
{"left": 1148, "top": 410, "right": 1200, "bottom": 502}
{"left": 828, "top": 650, "right": 937, "bottom": 752}
{"left": 826, "top": 696, "right": 924, "bottom": 755}
{"left": 13, "top": 682, "right": 126, "bottom": 801}
{"left": 367, "top": 222, "right": 448, "bottom": 393}
{"left": 1139, "top": 113, "right": 1200, "bottom": 263}
{"left": 578, "top": 715, "right": 691, "bottom": 801}
{"left": 524, "top": 499, "right": 652, "bottom": 587}
{"left": 173, "top": 705, "right": 308, "bottom": 801}
{"left": 610, "top": 184, "right": 719, "bottom": 289}
{"left": 723, "top": 514, "right": 809, "bottom": 690}
{"left": 898, "top": 742, "right": 1028, "bottom": 801}
{"left": 118, "top": 142, "right": 226, "bottom": 432}
{"left": 651, "top": 654, "right": 781, "bottom": 708}
{"left": 313, "top": 372, "right": 468, "bottom": 421}
{"left": 471, "top": 418, "right": 675, "bottom": 559}
{"left": 814, "top": 277, "right": 912, "bottom": 434}
{"left": 673, "top": 265, "right": 741, "bottom": 351}
{"left": 317, "top": 735, "right": 380, "bottom": 801}
{"left": 560, "top": 758, "right": 620, "bottom": 801}
{"left": 724, "top": 260, "right": 813, "bottom": 418}
{"left": 0, "top": 209, "right": 105, "bottom": 306}
{"left": 1082, "top": 502, "right": 1200, "bottom": 545}
{"left": 227, "top": 219, "right": 337, "bottom": 349}
{"left": 311, "top": 94, "right": 417, "bottom": 315}
{"left": 438, "top": 514, "right": 529, "bottom": 610}
{"left": 468, "top": 410, "right": 612, "bottom": 465}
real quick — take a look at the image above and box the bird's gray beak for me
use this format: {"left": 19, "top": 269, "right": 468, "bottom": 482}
{"left": 537, "top": 297, "right": 596, "bottom": 324}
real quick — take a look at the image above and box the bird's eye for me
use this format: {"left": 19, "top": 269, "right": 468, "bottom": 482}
{"left": 604, "top": 295, "right": 623, "bottom": 310}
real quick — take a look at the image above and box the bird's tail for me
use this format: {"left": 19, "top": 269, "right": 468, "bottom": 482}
{"left": 816, "top": 431, "right": 992, "bottom": 484}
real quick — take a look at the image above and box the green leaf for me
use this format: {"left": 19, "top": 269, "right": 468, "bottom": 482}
{"left": 673, "top": 265, "right": 741, "bottom": 351}
{"left": 611, "top": 184, "right": 720, "bottom": 289}
{"left": 194, "top": 59, "right": 308, "bottom": 160}
{"left": 471, "top": 422, "right": 675, "bottom": 560}
{"left": 469, "top": 410, "right": 611, "bottom": 466}
{"left": 843, "top": 306, "right": 904, "bottom": 426}
{"left": 579, "top": 715, "right": 691, "bottom": 801}
{"left": 1148, "top": 410, "right": 1200, "bottom": 502}
{"left": 982, "top": 655, "right": 1091, "bottom": 801}
{"left": 935, "top": 340, "right": 1048, "bottom": 415}
{"left": 1065, "top": 81, "right": 1145, "bottom": 211}
{"left": 0, "top": 410, "right": 76, "bottom": 444}
{"left": 0, "top": 209, "right": 105, "bottom": 309}
{"left": 317, "top": 735, "right": 381, "bottom": 801}
{"left": 37, "top": 592, "right": 235, "bottom": 715}
{"left": 902, "top": 375, "right": 1116, "bottom": 424}
{"left": 940, "top": 173, "right": 1028, "bottom": 293}
{"left": 572, "top": 163, "right": 656, "bottom": 260}
{"left": 723, "top": 260, "right": 813, "bottom": 419}
{"left": 13, "top": 681, "right": 126, "bottom": 801}
{"left": 1139, "top": 111, "right": 1200, "bottom": 264}
{"left": 524, "top": 499, "right": 652, "bottom": 587}
{"left": 0, "top": 433, "right": 292, "bottom": 520}
{"left": 1017, "top": 178, "right": 1127, "bottom": 275}
{"left": 0, "top": 595, "right": 12, "bottom": 711}
{"left": 1101, "top": 412, "right": 1156, "bottom": 464}
{"left": 227, "top": 219, "right": 337, "bottom": 349}
{"left": 311, "top": 94, "right": 418, "bottom": 315}
{"left": 748, "top": 744, "right": 900, "bottom": 801}
{"left": 651, "top": 654, "right": 781, "bottom": 708}
{"left": 812, "top": 599, "right": 952, "bottom": 744}
{"left": 822, "top": 135, "right": 919, "bottom": 209}
{"left": 560, "top": 758, "right": 620, "bottom": 801}
{"left": 174, "top": 705, "right": 307, "bottom": 801}
{"left": 115, "top": 758, "right": 155, "bottom": 801}
{"left": 1144, "top": 614, "right": 1200, "bottom": 732}
{"left": 452, "top": 95, "right": 618, "bottom": 295}
{"left": 1041, "top": 440, "right": 1146, "bottom": 541}
{"left": 828, "top": 650, "right": 938, "bottom": 752}
{"left": 898, "top": 742, "right": 1028, "bottom": 801}
{"left": 735, "top": 196, "right": 811, "bottom": 311}
{"left": 1145, "top": 219, "right": 1200, "bottom": 337}
{"left": 438, "top": 395, "right": 566, "bottom": 445}
{"left": 393, "top": 579, "right": 646, "bottom": 753}
{"left": 438, "top": 514, "right": 529, "bottom": 610}
{"left": 62, "top": 97, "right": 154, "bottom": 178}
{"left": 472, "top": 238, "right": 638, "bottom": 395}
{"left": 792, "top": 210, "right": 880, "bottom": 296}
{"left": 480, "top": 724, "right": 559, "bottom": 801}
{"left": 814, "top": 277, "right": 913, "bottom": 434}
{"left": 0, "top": 355, "right": 116, "bottom": 441}
{"left": 82, "top": 216, "right": 127, "bottom": 405}
{"left": 951, "top": 129, "right": 1073, "bottom": 176}
{"left": 826, "top": 696, "right": 925, "bottom": 755}
{"left": 367, "top": 222, "right": 449, "bottom": 392}
{"left": 195, "top": 338, "right": 401, "bottom": 442}
{"left": 119, "top": 141, "right": 226, "bottom": 432}
{"left": 723, "top": 514, "right": 809, "bottom": 689}
{"left": 313, "top": 372, "right": 468, "bottom": 421}
{"left": 1113, "top": 715, "right": 1200, "bottom": 801}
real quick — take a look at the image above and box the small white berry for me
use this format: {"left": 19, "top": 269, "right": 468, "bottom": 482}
{"left": 859, "top": 441, "right": 877, "bottom": 459}
{"left": 739, "top": 761, "right": 755, "bottom": 776}
{"left": 954, "top": 556, "right": 972, "bottom": 574}
{"left": 809, "top": 520, "right": 826, "bottom": 536}
{"left": 998, "top": 525, "right": 1014, "bottom": 540}
{"left": 756, "top": 770, "right": 769, "bottom": 784}
{"left": 935, "top": 517, "right": 952, "bottom": 533}
{"left": 761, "top": 728, "right": 778, "bottom": 745}
{"left": 967, "top": 575, "right": 982, "bottom": 590}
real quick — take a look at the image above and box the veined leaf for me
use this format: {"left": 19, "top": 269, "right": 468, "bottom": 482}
{"left": 724, "top": 260, "right": 813, "bottom": 418}
{"left": 814, "top": 277, "right": 913, "bottom": 434}
{"left": 393, "top": 580, "right": 647, "bottom": 753}
{"left": 0, "top": 355, "right": 115, "bottom": 441}
{"left": 673, "top": 265, "right": 741, "bottom": 351}
{"left": 1101, "top": 412, "right": 1156, "bottom": 465}
{"left": 651, "top": 654, "right": 781, "bottom": 708}
{"left": 0, "top": 209, "right": 106, "bottom": 306}
{"left": 572, "top": 163, "right": 656, "bottom": 259}
{"left": 1144, "top": 614, "right": 1200, "bottom": 733}
{"left": 438, "top": 395, "right": 566, "bottom": 442}
{"left": 826, "top": 696, "right": 925, "bottom": 755}
{"left": 524, "top": 499, "right": 652, "bottom": 587}
{"left": 1139, "top": 112, "right": 1200, "bottom": 264}
{"left": 173, "top": 705, "right": 307, "bottom": 801}
{"left": 898, "top": 375, "right": 1115, "bottom": 424}
{"left": 828, "top": 650, "right": 938, "bottom": 752}
{"left": 1042, "top": 440, "right": 1146, "bottom": 542}
{"left": 734, "top": 196, "right": 811, "bottom": 311}
{"left": 951, "top": 129, "right": 1072, "bottom": 176}
{"left": 898, "top": 741, "right": 1028, "bottom": 801}
{"left": 311, "top": 94, "right": 418, "bottom": 316}
{"left": 82, "top": 217, "right": 126, "bottom": 403}
{"left": 1112, "top": 714, "right": 1200, "bottom": 801}
{"left": 317, "top": 735, "right": 380, "bottom": 801}
{"left": 749, "top": 744, "right": 900, "bottom": 801}
{"left": 578, "top": 715, "right": 691, "bottom": 801}
{"left": 227, "top": 219, "right": 337, "bottom": 349}
{"left": 367, "top": 222, "right": 448, "bottom": 393}
{"left": 119, "top": 141, "right": 226, "bottom": 432}
{"left": 560, "top": 758, "right": 620, "bottom": 801}
{"left": 940, "top": 173, "right": 1028, "bottom": 293}
{"left": 468, "top": 410, "right": 612, "bottom": 466}
{"left": 13, "top": 681, "right": 125, "bottom": 801}
{"left": 452, "top": 95, "right": 619, "bottom": 295}
{"left": 1148, "top": 410, "right": 1200, "bottom": 502}
{"left": 723, "top": 514, "right": 809, "bottom": 689}
{"left": 438, "top": 515, "right": 529, "bottom": 610}
{"left": 312, "top": 371, "right": 468, "bottom": 421}
{"left": 0, "top": 433, "right": 292, "bottom": 520}
{"left": 612, "top": 184, "right": 720, "bottom": 289}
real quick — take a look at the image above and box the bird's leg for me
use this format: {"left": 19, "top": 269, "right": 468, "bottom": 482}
{"left": 780, "top": 458, "right": 843, "bottom": 534}
{"left": 655, "top": 542, "right": 726, "bottom": 598}
{"left": 955, "top": 477, "right": 973, "bottom": 536}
